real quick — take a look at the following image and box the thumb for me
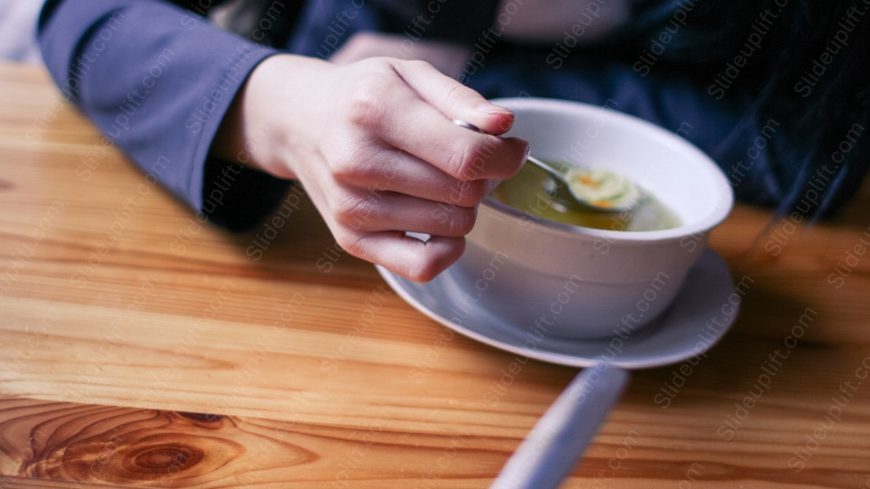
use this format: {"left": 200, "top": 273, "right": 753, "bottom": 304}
{"left": 395, "top": 60, "right": 515, "bottom": 135}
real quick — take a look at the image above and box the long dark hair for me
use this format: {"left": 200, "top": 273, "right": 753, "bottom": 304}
{"left": 627, "top": 0, "right": 870, "bottom": 216}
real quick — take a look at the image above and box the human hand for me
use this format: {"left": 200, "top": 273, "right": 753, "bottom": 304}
{"left": 223, "top": 54, "right": 528, "bottom": 281}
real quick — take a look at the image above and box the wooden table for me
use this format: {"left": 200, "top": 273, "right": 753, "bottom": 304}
{"left": 1, "top": 62, "right": 869, "bottom": 488}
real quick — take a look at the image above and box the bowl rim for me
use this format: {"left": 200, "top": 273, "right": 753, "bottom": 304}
{"left": 482, "top": 97, "right": 735, "bottom": 244}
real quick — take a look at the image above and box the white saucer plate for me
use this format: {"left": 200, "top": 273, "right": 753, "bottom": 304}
{"left": 377, "top": 250, "right": 739, "bottom": 369}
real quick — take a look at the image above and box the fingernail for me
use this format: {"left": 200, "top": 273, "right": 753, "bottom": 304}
{"left": 477, "top": 102, "right": 513, "bottom": 117}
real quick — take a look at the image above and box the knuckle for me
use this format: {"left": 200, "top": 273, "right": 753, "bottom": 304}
{"left": 447, "top": 140, "right": 488, "bottom": 180}
{"left": 335, "top": 231, "right": 366, "bottom": 257}
{"left": 447, "top": 207, "right": 477, "bottom": 236}
{"left": 345, "top": 76, "right": 388, "bottom": 128}
{"left": 331, "top": 190, "right": 373, "bottom": 227}
{"left": 409, "top": 254, "right": 442, "bottom": 282}
{"left": 442, "top": 84, "right": 463, "bottom": 112}
{"left": 508, "top": 140, "right": 529, "bottom": 175}
{"left": 403, "top": 59, "right": 431, "bottom": 72}
{"left": 329, "top": 144, "right": 371, "bottom": 183}
{"left": 358, "top": 57, "right": 394, "bottom": 70}
{"left": 450, "top": 179, "right": 487, "bottom": 206}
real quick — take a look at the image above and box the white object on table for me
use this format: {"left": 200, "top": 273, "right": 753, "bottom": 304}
{"left": 490, "top": 362, "right": 629, "bottom": 489}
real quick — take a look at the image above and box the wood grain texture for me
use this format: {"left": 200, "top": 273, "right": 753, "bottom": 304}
{"left": 1, "top": 63, "right": 869, "bottom": 488}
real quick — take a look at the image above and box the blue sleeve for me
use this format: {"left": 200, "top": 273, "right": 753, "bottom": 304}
{"left": 38, "top": 0, "right": 291, "bottom": 230}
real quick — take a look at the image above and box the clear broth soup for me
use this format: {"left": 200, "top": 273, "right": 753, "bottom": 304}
{"left": 491, "top": 163, "right": 681, "bottom": 231}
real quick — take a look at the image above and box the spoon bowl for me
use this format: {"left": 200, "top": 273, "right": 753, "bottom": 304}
{"left": 453, "top": 119, "right": 643, "bottom": 212}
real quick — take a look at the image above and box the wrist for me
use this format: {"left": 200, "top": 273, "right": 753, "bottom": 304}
{"left": 213, "top": 54, "right": 334, "bottom": 180}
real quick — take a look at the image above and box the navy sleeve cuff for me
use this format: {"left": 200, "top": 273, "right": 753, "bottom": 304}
{"left": 39, "top": 0, "right": 289, "bottom": 230}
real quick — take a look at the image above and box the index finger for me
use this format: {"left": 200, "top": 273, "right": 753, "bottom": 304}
{"left": 395, "top": 60, "right": 515, "bottom": 135}
{"left": 377, "top": 93, "right": 528, "bottom": 181}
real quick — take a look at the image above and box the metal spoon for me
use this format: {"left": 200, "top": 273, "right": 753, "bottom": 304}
{"left": 452, "top": 119, "right": 643, "bottom": 213}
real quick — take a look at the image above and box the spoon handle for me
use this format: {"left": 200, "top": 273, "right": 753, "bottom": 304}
{"left": 524, "top": 154, "right": 567, "bottom": 182}
{"left": 490, "top": 362, "right": 630, "bottom": 489}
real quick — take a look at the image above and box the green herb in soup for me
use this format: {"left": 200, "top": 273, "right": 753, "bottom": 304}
{"left": 491, "top": 163, "right": 681, "bottom": 231}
